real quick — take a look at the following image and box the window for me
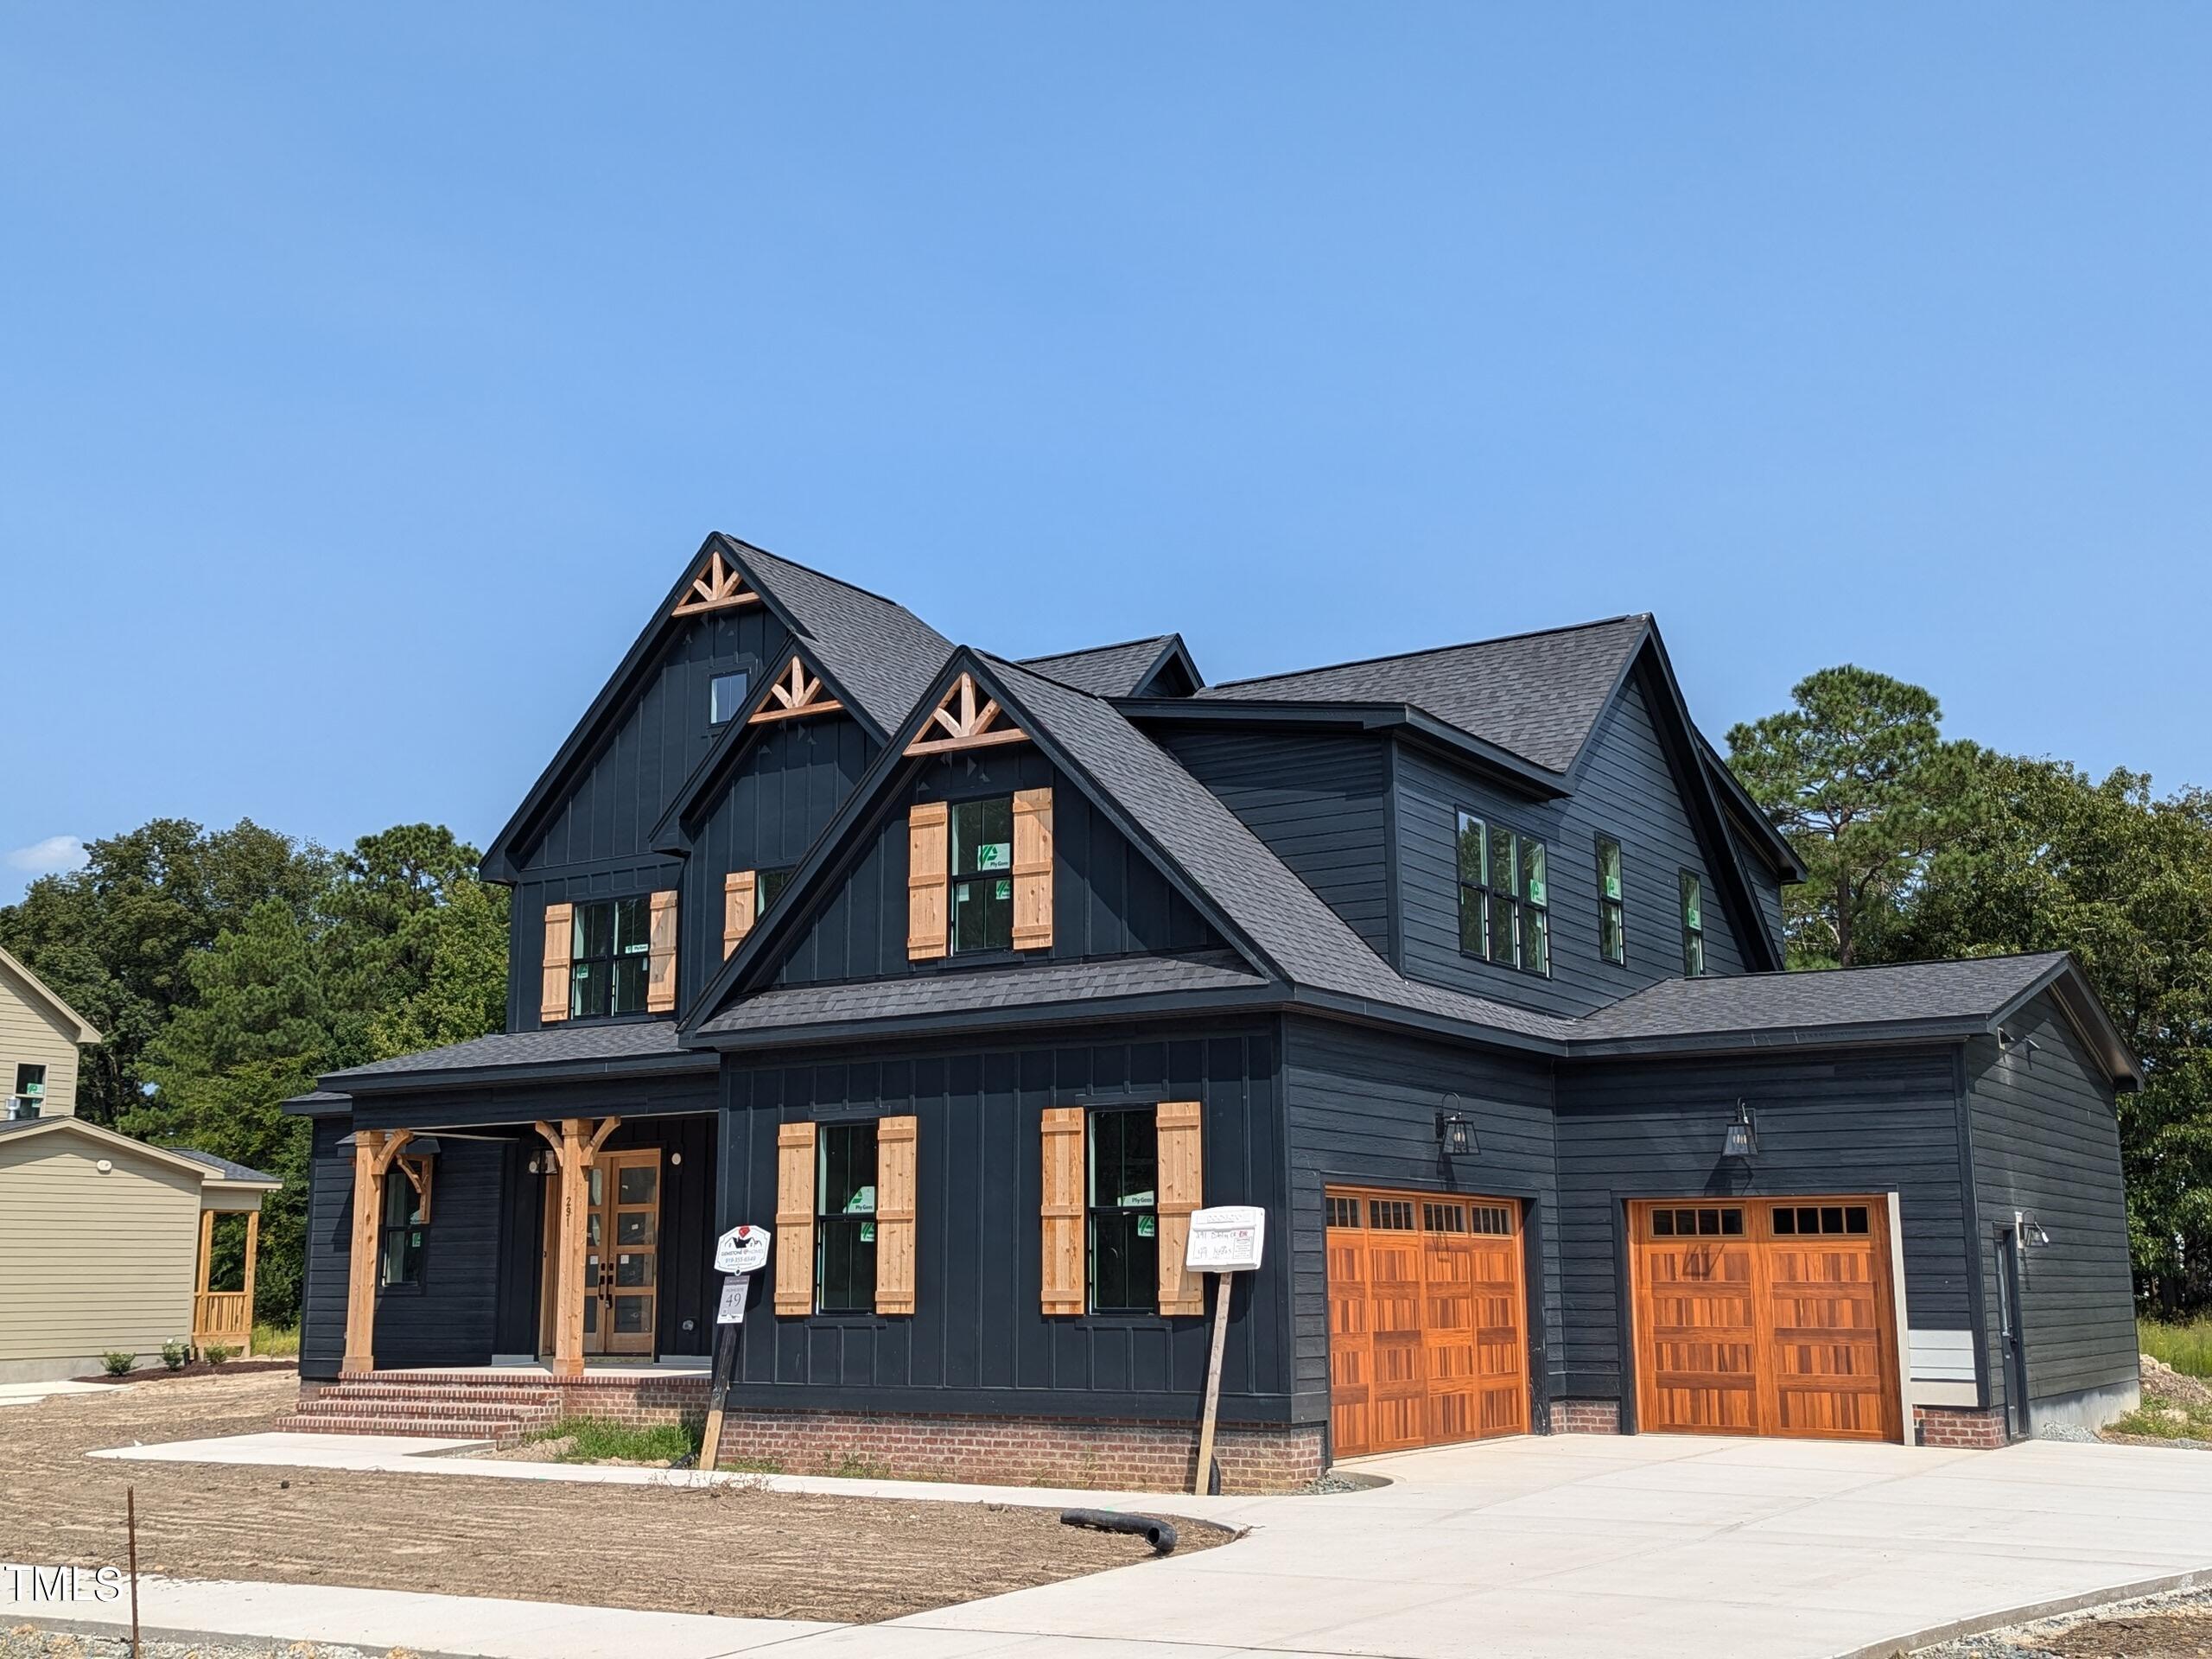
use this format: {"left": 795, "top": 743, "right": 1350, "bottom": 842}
{"left": 1087, "top": 1109, "right": 1157, "bottom": 1313}
{"left": 1456, "top": 811, "right": 1548, "bottom": 976}
{"left": 950, "top": 796, "right": 1014, "bottom": 954}
{"left": 1649, "top": 1205, "right": 1743, "bottom": 1237}
{"left": 709, "top": 670, "right": 750, "bottom": 724}
{"left": 1596, "top": 836, "right": 1625, "bottom": 965}
{"left": 1680, "top": 871, "right": 1706, "bottom": 976}
{"left": 1368, "top": 1198, "right": 1415, "bottom": 1230}
{"left": 1325, "top": 1195, "right": 1361, "bottom": 1228}
{"left": 379, "top": 1164, "right": 427, "bottom": 1287}
{"left": 569, "top": 898, "right": 653, "bottom": 1018}
{"left": 758, "top": 867, "right": 794, "bottom": 913}
{"left": 816, "top": 1122, "right": 878, "bottom": 1313}
{"left": 10, "top": 1063, "right": 44, "bottom": 1120}
{"left": 1773, "top": 1205, "right": 1869, "bottom": 1236}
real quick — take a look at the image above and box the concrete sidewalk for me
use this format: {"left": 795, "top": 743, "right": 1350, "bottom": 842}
{"left": 81, "top": 1429, "right": 2212, "bottom": 1657}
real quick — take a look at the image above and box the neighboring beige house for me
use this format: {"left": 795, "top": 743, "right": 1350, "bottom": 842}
{"left": 1, "top": 943, "right": 99, "bottom": 1120}
{"left": 0, "top": 948, "right": 282, "bottom": 1382}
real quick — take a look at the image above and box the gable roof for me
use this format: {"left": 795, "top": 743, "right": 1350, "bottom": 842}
{"left": 483, "top": 534, "right": 950, "bottom": 880}
{"left": 162, "top": 1147, "right": 283, "bottom": 1188}
{"left": 1020, "top": 634, "right": 1202, "bottom": 698}
{"left": 1198, "top": 614, "right": 1649, "bottom": 776}
{"left": 0, "top": 1116, "right": 226, "bottom": 1181}
{"left": 0, "top": 945, "right": 101, "bottom": 1045}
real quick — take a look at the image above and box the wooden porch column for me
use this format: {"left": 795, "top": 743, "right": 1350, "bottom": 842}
{"left": 341, "top": 1128, "right": 414, "bottom": 1376}
{"left": 536, "top": 1116, "right": 620, "bottom": 1380}
{"left": 242, "top": 1207, "right": 261, "bottom": 1356}
{"left": 194, "top": 1208, "right": 215, "bottom": 1301}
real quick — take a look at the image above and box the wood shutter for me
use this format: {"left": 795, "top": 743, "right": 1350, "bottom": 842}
{"left": 774, "top": 1122, "right": 817, "bottom": 1317}
{"left": 1155, "top": 1101, "right": 1205, "bottom": 1315}
{"left": 907, "top": 801, "right": 950, "bottom": 961}
{"left": 722, "top": 870, "right": 758, "bottom": 959}
{"left": 875, "top": 1115, "right": 918, "bottom": 1315}
{"left": 1012, "top": 786, "right": 1054, "bottom": 951}
{"left": 646, "top": 888, "right": 680, "bottom": 1013}
{"left": 539, "top": 903, "right": 574, "bottom": 1025}
{"left": 1040, "top": 1107, "right": 1085, "bottom": 1315}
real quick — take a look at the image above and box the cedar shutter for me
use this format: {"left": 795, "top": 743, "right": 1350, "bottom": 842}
{"left": 1155, "top": 1101, "right": 1205, "bottom": 1315}
{"left": 874, "top": 1115, "right": 918, "bottom": 1315}
{"left": 1039, "top": 1107, "right": 1086, "bottom": 1315}
{"left": 646, "top": 888, "right": 679, "bottom": 1013}
{"left": 906, "top": 801, "right": 950, "bottom": 961}
{"left": 539, "top": 903, "right": 574, "bottom": 1025}
{"left": 722, "top": 870, "right": 758, "bottom": 959}
{"left": 1012, "top": 786, "right": 1054, "bottom": 951}
{"left": 774, "top": 1122, "right": 817, "bottom": 1317}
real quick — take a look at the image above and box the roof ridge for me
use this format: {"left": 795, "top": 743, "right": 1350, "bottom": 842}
{"left": 716, "top": 534, "right": 936, "bottom": 621}
{"left": 1211, "top": 613, "right": 1649, "bottom": 690}
{"left": 1622, "top": 950, "right": 2075, "bottom": 992}
{"left": 1020, "top": 633, "right": 1176, "bottom": 664}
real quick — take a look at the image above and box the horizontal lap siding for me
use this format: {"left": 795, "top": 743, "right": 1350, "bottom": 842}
{"left": 1396, "top": 675, "right": 1748, "bottom": 1019}
{"left": 1966, "top": 997, "right": 2137, "bottom": 1405}
{"left": 1555, "top": 1048, "right": 1968, "bottom": 1405}
{"left": 0, "top": 1142, "right": 200, "bottom": 1363}
{"left": 773, "top": 751, "right": 1219, "bottom": 988}
{"left": 1162, "top": 730, "right": 1392, "bottom": 957}
{"left": 719, "top": 1020, "right": 1288, "bottom": 1421}
{"left": 1726, "top": 818, "right": 1788, "bottom": 963}
{"left": 0, "top": 967, "right": 84, "bottom": 1116}
{"left": 510, "top": 859, "right": 688, "bottom": 1030}
{"left": 1281, "top": 1020, "right": 1559, "bottom": 1426}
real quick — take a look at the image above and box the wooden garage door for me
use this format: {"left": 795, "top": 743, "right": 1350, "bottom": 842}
{"left": 1630, "top": 1197, "right": 1904, "bottom": 1443}
{"left": 1326, "top": 1187, "right": 1529, "bottom": 1457}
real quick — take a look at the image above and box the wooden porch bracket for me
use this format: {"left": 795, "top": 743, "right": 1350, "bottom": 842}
{"left": 340, "top": 1128, "right": 415, "bottom": 1375}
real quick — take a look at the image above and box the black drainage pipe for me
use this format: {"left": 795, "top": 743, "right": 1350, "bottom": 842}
{"left": 1060, "top": 1508, "right": 1179, "bottom": 1554}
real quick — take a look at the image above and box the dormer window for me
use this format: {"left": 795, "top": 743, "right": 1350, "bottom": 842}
{"left": 950, "top": 797, "right": 1014, "bottom": 954}
{"left": 1456, "top": 811, "right": 1549, "bottom": 977}
{"left": 709, "top": 671, "right": 751, "bottom": 725}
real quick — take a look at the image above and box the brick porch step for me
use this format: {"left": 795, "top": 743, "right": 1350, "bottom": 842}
{"left": 271, "top": 1411, "right": 536, "bottom": 1444}
{"left": 273, "top": 1374, "right": 565, "bottom": 1443}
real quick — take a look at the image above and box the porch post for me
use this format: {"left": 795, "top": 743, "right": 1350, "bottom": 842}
{"left": 555, "top": 1118, "right": 588, "bottom": 1378}
{"left": 342, "top": 1130, "right": 385, "bottom": 1375}
{"left": 242, "top": 1207, "right": 261, "bottom": 1356}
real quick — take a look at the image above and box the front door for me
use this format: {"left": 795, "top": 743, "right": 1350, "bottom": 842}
{"left": 585, "top": 1149, "right": 660, "bottom": 1357}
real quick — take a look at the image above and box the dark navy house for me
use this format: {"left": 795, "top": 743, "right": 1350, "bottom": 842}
{"left": 284, "top": 536, "right": 2142, "bottom": 1486}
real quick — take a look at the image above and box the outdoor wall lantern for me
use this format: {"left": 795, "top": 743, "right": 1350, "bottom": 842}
{"left": 2017, "top": 1210, "right": 2052, "bottom": 1249}
{"left": 1720, "top": 1099, "right": 1758, "bottom": 1161}
{"left": 1435, "top": 1095, "right": 1478, "bottom": 1159}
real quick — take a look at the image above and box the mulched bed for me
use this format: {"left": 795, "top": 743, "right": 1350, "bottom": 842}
{"left": 72, "top": 1360, "right": 297, "bottom": 1386}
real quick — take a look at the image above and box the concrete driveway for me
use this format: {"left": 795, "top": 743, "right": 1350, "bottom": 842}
{"left": 861, "top": 1433, "right": 2212, "bottom": 1659}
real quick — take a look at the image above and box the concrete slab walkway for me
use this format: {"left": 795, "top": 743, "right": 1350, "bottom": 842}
{"left": 82, "top": 1428, "right": 2212, "bottom": 1657}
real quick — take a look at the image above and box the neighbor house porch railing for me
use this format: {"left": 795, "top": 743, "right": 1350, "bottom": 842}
{"left": 191, "top": 1289, "right": 251, "bottom": 1350}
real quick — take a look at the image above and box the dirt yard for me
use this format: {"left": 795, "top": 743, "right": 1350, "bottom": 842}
{"left": 0, "top": 1370, "right": 1228, "bottom": 1624}
{"left": 1923, "top": 1586, "right": 2212, "bottom": 1656}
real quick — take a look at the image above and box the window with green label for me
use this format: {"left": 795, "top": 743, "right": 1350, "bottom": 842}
{"left": 1456, "top": 810, "right": 1548, "bottom": 976}
{"left": 950, "top": 796, "right": 1014, "bottom": 954}
{"left": 1087, "top": 1109, "right": 1158, "bottom": 1314}
{"left": 1681, "top": 870, "right": 1706, "bottom": 976}
{"left": 570, "top": 897, "right": 652, "bottom": 1019}
{"left": 1596, "top": 836, "right": 1625, "bottom": 965}
{"left": 817, "top": 1122, "right": 879, "bottom": 1313}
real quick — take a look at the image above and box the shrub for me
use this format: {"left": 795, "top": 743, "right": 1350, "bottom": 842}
{"left": 99, "top": 1352, "right": 136, "bottom": 1377}
{"left": 202, "top": 1344, "right": 236, "bottom": 1365}
{"left": 160, "top": 1340, "right": 189, "bottom": 1371}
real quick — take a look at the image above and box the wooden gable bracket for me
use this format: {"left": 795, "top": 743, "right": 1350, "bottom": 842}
{"left": 671, "top": 548, "right": 763, "bottom": 617}
{"left": 905, "top": 671, "right": 1028, "bottom": 758}
{"left": 749, "top": 654, "right": 845, "bottom": 725}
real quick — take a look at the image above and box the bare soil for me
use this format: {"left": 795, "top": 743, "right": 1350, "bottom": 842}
{"left": 1923, "top": 1587, "right": 2212, "bottom": 1657}
{"left": 71, "top": 1360, "right": 297, "bottom": 1387}
{"left": 0, "top": 1370, "right": 1229, "bottom": 1624}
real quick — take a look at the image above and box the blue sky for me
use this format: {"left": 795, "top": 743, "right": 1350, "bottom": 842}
{"left": 4, "top": 5, "right": 2208, "bottom": 899}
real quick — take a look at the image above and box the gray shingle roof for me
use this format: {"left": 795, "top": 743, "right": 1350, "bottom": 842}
{"left": 1020, "top": 637, "right": 1180, "bottom": 697}
{"left": 731, "top": 539, "right": 953, "bottom": 737}
{"left": 164, "top": 1147, "right": 283, "bottom": 1186}
{"left": 325, "top": 1020, "right": 694, "bottom": 1079}
{"left": 1574, "top": 954, "right": 2072, "bottom": 1043}
{"left": 1198, "top": 615, "right": 1649, "bottom": 774}
{"left": 700, "top": 952, "right": 1267, "bottom": 1036}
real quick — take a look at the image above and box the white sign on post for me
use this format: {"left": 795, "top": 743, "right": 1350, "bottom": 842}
{"left": 716, "top": 1274, "right": 751, "bottom": 1325}
{"left": 1185, "top": 1205, "right": 1266, "bottom": 1274}
{"left": 715, "top": 1224, "right": 772, "bottom": 1275}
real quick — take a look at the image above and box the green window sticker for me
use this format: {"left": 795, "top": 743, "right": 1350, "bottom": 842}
{"left": 974, "top": 841, "right": 1012, "bottom": 871}
{"left": 1136, "top": 1214, "right": 1156, "bottom": 1238}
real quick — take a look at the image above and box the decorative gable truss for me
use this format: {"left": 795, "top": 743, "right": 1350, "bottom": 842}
{"left": 750, "top": 655, "right": 844, "bottom": 725}
{"left": 671, "top": 547, "right": 761, "bottom": 617}
{"left": 905, "top": 672, "right": 1027, "bottom": 757}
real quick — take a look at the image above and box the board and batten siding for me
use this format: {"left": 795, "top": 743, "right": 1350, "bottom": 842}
{"left": 771, "top": 749, "right": 1220, "bottom": 988}
{"left": 507, "top": 856, "right": 686, "bottom": 1030}
{"left": 1395, "top": 674, "right": 1750, "bottom": 1019}
{"left": 0, "top": 1135, "right": 200, "bottom": 1376}
{"left": 1280, "top": 1017, "right": 1560, "bottom": 1428}
{"left": 1160, "top": 729, "right": 1394, "bottom": 959}
{"left": 1965, "top": 993, "right": 2138, "bottom": 1415}
{"left": 717, "top": 1021, "right": 1289, "bottom": 1421}
{"left": 0, "top": 959, "right": 86, "bottom": 1116}
{"left": 1554, "top": 1046, "right": 1972, "bottom": 1412}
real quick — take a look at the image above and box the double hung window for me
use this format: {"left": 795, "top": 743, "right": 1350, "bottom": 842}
{"left": 1087, "top": 1109, "right": 1158, "bottom": 1314}
{"left": 379, "top": 1166, "right": 427, "bottom": 1287}
{"left": 1456, "top": 811, "right": 1549, "bottom": 976}
{"left": 950, "top": 797, "right": 1014, "bottom": 954}
{"left": 816, "top": 1122, "right": 879, "bottom": 1313}
{"left": 1681, "top": 872, "right": 1706, "bottom": 976}
{"left": 1596, "top": 836, "right": 1625, "bottom": 965}
{"left": 570, "top": 897, "right": 652, "bottom": 1018}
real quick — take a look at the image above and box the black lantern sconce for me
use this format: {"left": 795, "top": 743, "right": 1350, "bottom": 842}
{"left": 1435, "top": 1094, "right": 1478, "bottom": 1159}
{"left": 1720, "top": 1099, "right": 1758, "bottom": 1161}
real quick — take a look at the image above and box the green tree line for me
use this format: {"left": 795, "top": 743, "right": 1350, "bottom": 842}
{"left": 0, "top": 820, "right": 507, "bottom": 1325}
{"left": 1730, "top": 667, "right": 2212, "bottom": 1313}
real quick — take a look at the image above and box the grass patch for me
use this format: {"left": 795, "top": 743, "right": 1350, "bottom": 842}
{"left": 251, "top": 1322, "right": 301, "bottom": 1358}
{"left": 2109, "top": 1398, "right": 2212, "bottom": 1441}
{"left": 525, "top": 1416, "right": 701, "bottom": 1464}
{"left": 2140, "top": 1318, "right": 2212, "bottom": 1379}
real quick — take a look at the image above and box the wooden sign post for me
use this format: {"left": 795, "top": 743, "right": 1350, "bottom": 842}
{"left": 1185, "top": 1206, "right": 1266, "bottom": 1497}
{"left": 699, "top": 1225, "right": 770, "bottom": 1473}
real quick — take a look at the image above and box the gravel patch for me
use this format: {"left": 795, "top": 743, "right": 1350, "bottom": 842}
{"left": 1916, "top": 1585, "right": 2212, "bottom": 1657}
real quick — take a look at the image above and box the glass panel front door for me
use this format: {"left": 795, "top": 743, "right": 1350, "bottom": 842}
{"left": 583, "top": 1149, "right": 660, "bottom": 1357}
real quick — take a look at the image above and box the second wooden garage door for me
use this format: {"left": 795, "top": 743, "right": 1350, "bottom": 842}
{"left": 1629, "top": 1197, "right": 1904, "bottom": 1442}
{"left": 1326, "top": 1187, "right": 1529, "bottom": 1457}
